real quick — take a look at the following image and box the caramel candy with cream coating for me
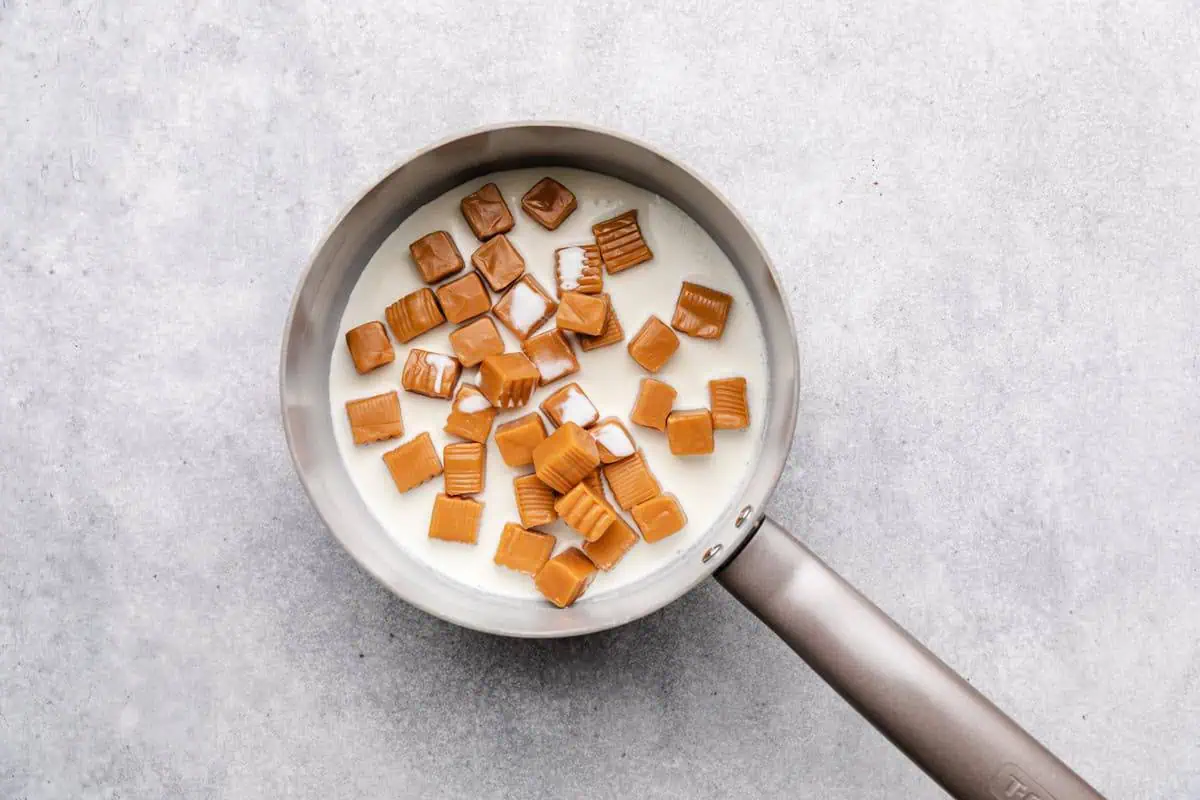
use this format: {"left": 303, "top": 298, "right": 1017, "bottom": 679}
{"left": 478, "top": 352, "right": 540, "bottom": 409}
{"left": 344, "top": 321, "right": 394, "bottom": 374}
{"left": 428, "top": 493, "right": 483, "bottom": 544}
{"left": 409, "top": 230, "right": 464, "bottom": 283}
{"left": 629, "top": 378, "right": 676, "bottom": 431}
{"left": 554, "top": 245, "right": 603, "bottom": 296}
{"left": 345, "top": 391, "right": 404, "bottom": 445}
{"left": 461, "top": 182, "right": 514, "bottom": 241}
{"left": 444, "top": 384, "right": 497, "bottom": 444}
{"left": 593, "top": 209, "right": 652, "bottom": 274}
{"left": 443, "top": 441, "right": 486, "bottom": 496}
{"left": 532, "top": 422, "right": 601, "bottom": 493}
{"left": 494, "top": 523, "right": 556, "bottom": 574}
{"left": 513, "top": 474, "right": 558, "bottom": 528}
{"left": 471, "top": 234, "right": 525, "bottom": 292}
{"left": 554, "top": 482, "right": 616, "bottom": 542}
{"left": 602, "top": 451, "right": 660, "bottom": 510}
{"left": 627, "top": 315, "right": 679, "bottom": 372}
{"left": 582, "top": 508, "right": 638, "bottom": 570}
{"left": 492, "top": 275, "right": 557, "bottom": 340}
{"left": 521, "top": 177, "right": 577, "bottom": 231}
{"left": 709, "top": 377, "right": 750, "bottom": 430}
{"left": 539, "top": 382, "right": 598, "bottom": 429}
{"left": 435, "top": 272, "right": 491, "bottom": 324}
{"left": 631, "top": 493, "right": 687, "bottom": 543}
{"left": 383, "top": 432, "right": 443, "bottom": 493}
{"left": 401, "top": 349, "right": 461, "bottom": 400}
{"left": 534, "top": 547, "right": 597, "bottom": 608}
{"left": 589, "top": 417, "right": 636, "bottom": 464}
{"left": 672, "top": 281, "right": 732, "bottom": 340}
{"left": 577, "top": 294, "right": 624, "bottom": 351}
{"left": 494, "top": 413, "right": 548, "bottom": 468}
{"left": 521, "top": 328, "right": 579, "bottom": 386}
{"left": 556, "top": 292, "right": 608, "bottom": 336}
{"left": 449, "top": 317, "right": 504, "bottom": 368}
{"left": 666, "top": 409, "right": 714, "bottom": 456}
{"left": 385, "top": 288, "right": 445, "bottom": 343}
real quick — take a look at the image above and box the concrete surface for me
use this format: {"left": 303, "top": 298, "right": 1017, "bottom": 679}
{"left": 2, "top": 1, "right": 1199, "bottom": 797}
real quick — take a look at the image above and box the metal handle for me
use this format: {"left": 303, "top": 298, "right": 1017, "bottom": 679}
{"left": 716, "top": 516, "right": 1105, "bottom": 800}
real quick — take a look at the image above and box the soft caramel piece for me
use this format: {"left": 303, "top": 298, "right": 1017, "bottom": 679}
{"left": 671, "top": 281, "right": 733, "bottom": 339}
{"left": 602, "top": 451, "right": 661, "bottom": 510}
{"left": 521, "top": 177, "right": 577, "bottom": 230}
{"left": 532, "top": 422, "right": 601, "bottom": 493}
{"left": 554, "top": 245, "right": 603, "bottom": 296}
{"left": 428, "top": 493, "right": 483, "bottom": 544}
{"left": 435, "top": 272, "right": 491, "bottom": 324}
{"left": 385, "top": 288, "right": 446, "bottom": 343}
{"left": 593, "top": 209, "right": 653, "bottom": 273}
{"left": 589, "top": 417, "right": 636, "bottom": 464}
{"left": 556, "top": 292, "right": 608, "bottom": 336}
{"left": 494, "top": 523, "right": 556, "bottom": 574}
{"left": 493, "top": 412, "right": 548, "bottom": 467}
{"left": 521, "top": 328, "right": 579, "bottom": 386}
{"left": 444, "top": 384, "right": 497, "bottom": 444}
{"left": 627, "top": 315, "right": 679, "bottom": 373}
{"left": 443, "top": 441, "right": 486, "bottom": 496}
{"left": 709, "top": 377, "right": 750, "bottom": 430}
{"left": 492, "top": 274, "right": 557, "bottom": 340}
{"left": 666, "top": 409, "right": 714, "bottom": 456}
{"left": 577, "top": 294, "right": 625, "bottom": 352}
{"left": 448, "top": 317, "right": 504, "bottom": 368}
{"left": 409, "top": 230, "right": 465, "bottom": 283}
{"left": 539, "top": 382, "right": 599, "bottom": 429}
{"left": 629, "top": 378, "right": 677, "bottom": 431}
{"left": 477, "top": 352, "right": 540, "bottom": 409}
{"left": 582, "top": 509, "right": 638, "bottom": 571}
{"left": 401, "top": 349, "right": 462, "bottom": 400}
{"left": 631, "top": 493, "right": 687, "bottom": 543}
{"left": 513, "top": 474, "right": 558, "bottom": 528}
{"left": 344, "top": 321, "right": 394, "bottom": 374}
{"left": 534, "top": 547, "right": 598, "bottom": 608}
{"left": 382, "top": 432, "right": 443, "bottom": 493}
{"left": 461, "top": 182, "right": 514, "bottom": 240}
{"left": 471, "top": 234, "right": 526, "bottom": 292}
{"left": 581, "top": 469, "right": 604, "bottom": 498}
{"left": 553, "top": 482, "right": 616, "bottom": 542}
{"left": 345, "top": 391, "right": 404, "bottom": 445}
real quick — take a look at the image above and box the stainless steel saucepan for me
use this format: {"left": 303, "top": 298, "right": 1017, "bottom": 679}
{"left": 280, "top": 122, "right": 1104, "bottom": 800}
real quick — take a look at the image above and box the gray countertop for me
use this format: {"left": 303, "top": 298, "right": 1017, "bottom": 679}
{"left": 3, "top": 1, "right": 1199, "bottom": 797}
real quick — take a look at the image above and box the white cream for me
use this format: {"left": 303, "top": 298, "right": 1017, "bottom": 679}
{"left": 505, "top": 282, "right": 550, "bottom": 336}
{"left": 555, "top": 246, "right": 586, "bottom": 291}
{"left": 425, "top": 353, "right": 456, "bottom": 394}
{"left": 455, "top": 390, "right": 491, "bottom": 414}
{"left": 329, "top": 168, "right": 769, "bottom": 600}
{"left": 592, "top": 421, "right": 635, "bottom": 458}
{"left": 534, "top": 356, "right": 575, "bottom": 383}
{"left": 555, "top": 385, "right": 598, "bottom": 428}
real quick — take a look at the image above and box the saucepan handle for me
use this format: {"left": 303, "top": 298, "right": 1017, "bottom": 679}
{"left": 715, "top": 516, "right": 1105, "bottom": 800}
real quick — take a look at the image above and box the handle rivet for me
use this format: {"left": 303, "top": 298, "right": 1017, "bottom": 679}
{"left": 735, "top": 505, "right": 753, "bottom": 527}
{"left": 702, "top": 544, "right": 723, "bottom": 563}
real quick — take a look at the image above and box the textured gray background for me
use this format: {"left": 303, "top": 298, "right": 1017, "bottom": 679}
{"left": 2, "top": 0, "right": 1198, "bottom": 797}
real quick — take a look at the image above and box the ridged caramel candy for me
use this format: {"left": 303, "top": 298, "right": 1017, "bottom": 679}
{"left": 435, "top": 272, "right": 491, "bottom": 324}
{"left": 629, "top": 378, "right": 676, "bottom": 431}
{"left": 554, "top": 245, "right": 603, "bottom": 296}
{"left": 401, "top": 349, "right": 462, "bottom": 400}
{"left": 494, "top": 413, "right": 548, "bottom": 468}
{"left": 344, "top": 321, "right": 394, "bottom": 374}
{"left": 539, "top": 382, "right": 599, "bottom": 429}
{"left": 534, "top": 547, "right": 597, "bottom": 608}
{"left": 494, "top": 523, "right": 556, "bottom": 574}
{"left": 521, "top": 328, "right": 579, "bottom": 386}
{"left": 602, "top": 451, "right": 660, "bottom": 510}
{"left": 593, "top": 209, "right": 652, "bottom": 274}
{"left": 449, "top": 317, "right": 504, "bottom": 368}
{"left": 461, "top": 182, "right": 514, "bottom": 241}
{"left": 666, "top": 409, "right": 714, "bottom": 456}
{"left": 345, "top": 391, "right": 404, "bottom": 445}
{"left": 709, "top": 377, "right": 750, "bottom": 430}
{"left": 513, "top": 473, "right": 557, "bottom": 528}
{"left": 581, "top": 469, "right": 604, "bottom": 499}
{"left": 671, "top": 281, "right": 732, "bottom": 340}
{"left": 582, "top": 507, "right": 638, "bottom": 570}
{"left": 577, "top": 294, "right": 624, "bottom": 352}
{"left": 443, "top": 441, "right": 486, "bottom": 496}
{"left": 532, "top": 422, "right": 601, "bottom": 493}
{"left": 521, "top": 177, "right": 577, "bottom": 231}
{"left": 627, "top": 315, "right": 679, "bottom": 373}
{"left": 493, "top": 275, "right": 557, "bottom": 340}
{"left": 556, "top": 292, "right": 608, "bottom": 336}
{"left": 382, "top": 432, "right": 443, "bottom": 493}
{"left": 478, "top": 352, "right": 540, "bottom": 409}
{"left": 631, "top": 493, "right": 687, "bottom": 543}
{"left": 553, "top": 482, "right": 615, "bottom": 542}
{"left": 409, "top": 230, "right": 464, "bottom": 283}
{"left": 385, "top": 288, "right": 446, "bottom": 343}
{"left": 589, "top": 417, "right": 636, "bottom": 464}
{"left": 444, "top": 384, "right": 497, "bottom": 444}
{"left": 428, "top": 493, "right": 483, "bottom": 544}
{"left": 471, "top": 234, "right": 525, "bottom": 292}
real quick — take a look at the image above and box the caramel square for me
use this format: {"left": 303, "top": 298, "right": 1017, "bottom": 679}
{"left": 513, "top": 474, "right": 558, "bottom": 528}
{"left": 449, "top": 317, "right": 504, "bottom": 368}
{"left": 521, "top": 177, "right": 577, "bottom": 230}
{"left": 435, "top": 272, "right": 491, "bottom": 324}
{"left": 577, "top": 294, "right": 624, "bottom": 352}
{"left": 492, "top": 275, "right": 557, "bottom": 340}
{"left": 428, "top": 493, "right": 483, "bottom": 544}
{"left": 444, "top": 384, "right": 497, "bottom": 444}
{"left": 554, "top": 245, "right": 603, "bottom": 296}
{"left": 589, "top": 417, "right": 636, "bottom": 464}
{"left": 553, "top": 482, "right": 616, "bottom": 542}
{"left": 539, "top": 382, "right": 599, "bottom": 429}
{"left": 443, "top": 441, "right": 486, "bottom": 496}
{"left": 461, "top": 182, "right": 514, "bottom": 240}
{"left": 532, "top": 422, "right": 601, "bottom": 493}
{"left": 521, "top": 328, "right": 579, "bottom": 386}
{"left": 627, "top": 315, "right": 679, "bottom": 373}
{"left": 593, "top": 209, "right": 652, "bottom": 273}
{"left": 629, "top": 378, "right": 676, "bottom": 431}
{"left": 385, "top": 288, "right": 446, "bottom": 344}
{"left": 471, "top": 234, "right": 525, "bottom": 292}
{"left": 383, "top": 432, "right": 443, "bottom": 493}
{"left": 672, "top": 281, "right": 733, "bottom": 340}
{"left": 582, "top": 510, "right": 638, "bottom": 571}
{"left": 494, "top": 523, "right": 556, "bottom": 574}
{"left": 494, "top": 412, "right": 548, "bottom": 467}
{"left": 602, "top": 451, "right": 660, "bottom": 510}
{"left": 344, "top": 321, "right": 394, "bottom": 374}
{"left": 631, "top": 493, "right": 687, "bottom": 543}
{"left": 709, "top": 377, "right": 750, "bottom": 430}
{"left": 345, "top": 391, "right": 404, "bottom": 445}
{"left": 556, "top": 292, "right": 608, "bottom": 336}
{"left": 666, "top": 409, "right": 714, "bottom": 456}
{"left": 478, "top": 352, "right": 540, "bottom": 409}
{"left": 409, "top": 230, "right": 465, "bottom": 283}
{"left": 401, "top": 349, "right": 462, "bottom": 400}
{"left": 534, "top": 547, "right": 597, "bottom": 608}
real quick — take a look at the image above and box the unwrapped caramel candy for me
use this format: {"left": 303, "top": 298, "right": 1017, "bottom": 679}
{"left": 593, "top": 209, "right": 653, "bottom": 274}
{"left": 521, "top": 177, "right": 577, "bottom": 231}
{"left": 556, "top": 292, "right": 608, "bottom": 336}
{"left": 709, "top": 377, "right": 750, "bottom": 430}
{"left": 631, "top": 493, "right": 687, "bottom": 543}
{"left": 443, "top": 441, "right": 486, "bottom": 496}
{"left": 449, "top": 317, "right": 504, "bottom": 368}
{"left": 383, "top": 432, "right": 443, "bottom": 493}
{"left": 471, "top": 234, "right": 525, "bottom": 292}
{"left": 630, "top": 379, "right": 676, "bottom": 433}
{"left": 554, "top": 245, "right": 603, "bottom": 296}
{"left": 577, "top": 294, "right": 624, "bottom": 352}
{"left": 603, "top": 451, "right": 660, "bottom": 510}
{"left": 409, "top": 230, "right": 465, "bottom": 283}
{"left": 344, "top": 321, "right": 394, "bottom": 374}
{"left": 345, "top": 391, "right": 404, "bottom": 445}
{"left": 534, "top": 547, "right": 597, "bottom": 608}
{"left": 435, "top": 272, "right": 491, "bottom": 324}
{"left": 672, "top": 281, "right": 732, "bottom": 339}
{"left": 444, "top": 384, "right": 497, "bottom": 444}
{"left": 554, "top": 482, "right": 616, "bottom": 542}
{"left": 532, "top": 422, "right": 601, "bottom": 493}
{"left": 386, "top": 288, "right": 446, "bottom": 343}
{"left": 478, "top": 352, "right": 540, "bottom": 409}
{"left": 494, "top": 412, "right": 548, "bottom": 467}
{"left": 428, "top": 493, "right": 483, "bottom": 544}
{"left": 521, "top": 328, "right": 579, "bottom": 386}
{"left": 513, "top": 473, "right": 558, "bottom": 528}
{"left": 581, "top": 469, "right": 604, "bottom": 499}
{"left": 461, "top": 182, "right": 514, "bottom": 240}
{"left": 589, "top": 417, "right": 636, "bottom": 464}
{"left": 628, "top": 315, "right": 679, "bottom": 373}
{"left": 401, "top": 349, "right": 462, "bottom": 400}
{"left": 582, "top": 507, "right": 638, "bottom": 571}
{"left": 494, "top": 522, "right": 556, "bottom": 574}
{"left": 666, "top": 409, "right": 714, "bottom": 456}
{"left": 539, "top": 382, "right": 599, "bottom": 429}
{"left": 493, "top": 275, "right": 557, "bottom": 340}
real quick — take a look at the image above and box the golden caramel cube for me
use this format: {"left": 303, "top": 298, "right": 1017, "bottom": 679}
{"left": 448, "top": 317, "right": 504, "bottom": 368}
{"left": 428, "top": 493, "right": 483, "bottom": 544}
{"left": 593, "top": 209, "right": 653, "bottom": 274}
{"left": 628, "top": 315, "right": 679, "bottom": 373}
{"left": 589, "top": 417, "right": 636, "bottom": 464}
{"left": 556, "top": 292, "right": 608, "bottom": 336}
{"left": 672, "top": 281, "right": 733, "bottom": 340}
{"left": 478, "top": 352, "right": 540, "bottom": 409}
{"left": 709, "top": 377, "right": 750, "bottom": 430}
{"left": 461, "top": 182, "right": 514, "bottom": 240}
{"left": 629, "top": 378, "right": 677, "bottom": 431}
{"left": 521, "top": 328, "right": 579, "bottom": 386}
{"left": 577, "top": 294, "right": 624, "bottom": 351}
{"left": 471, "top": 233, "right": 526, "bottom": 292}
{"left": 401, "top": 349, "right": 462, "bottom": 400}
{"left": 553, "top": 482, "right": 616, "bottom": 542}
{"left": 666, "top": 409, "right": 714, "bottom": 456}
{"left": 534, "top": 547, "right": 598, "bottom": 608}
{"left": 521, "top": 177, "right": 577, "bottom": 231}
{"left": 494, "top": 523, "right": 556, "bottom": 574}
{"left": 382, "top": 432, "right": 443, "bottom": 493}
{"left": 443, "top": 441, "right": 486, "bottom": 496}
{"left": 631, "top": 493, "right": 687, "bottom": 543}
{"left": 554, "top": 244, "right": 603, "bottom": 296}
{"left": 344, "top": 321, "right": 394, "bottom": 374}
{"left": 602, "top": 451, "right": 660, "bottom": 510}
{"left": 444, "top": 384, "right": 497, "bottom": 444}
{"left": 385, "top": 288, "right": 446, "bottom": 343}
{"left": 582, "top": 510, "right": 638, "bottom": 570}
{"left": 409, "top": 230, "right": 465, "bottom": 283}
{"left": 581, "top": 469, "right": 604, "bottom": 499}
{"left": 492, "top": 274, "right": 557, "bottom": 340}
{"left": 435, "top": 272, "right": 491, "bottom": 324}
{"left": 539, "top": 382, "right": 599, "bottom": 429}
{"left": 345, "top": 391, "right": 404, "bottom": 445}
{"left": 494, "top": 413, "right": 548, "bottom": 468}
{"left": 532, "top": 422, "right": 601, "bottom": 493}
{"left": 513, "top": 473, "right": 558, "bottom": 528}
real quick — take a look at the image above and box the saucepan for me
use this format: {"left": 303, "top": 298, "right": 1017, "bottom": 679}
{"left": 280, "top": 122, "right": 1104, "bottom": 800}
